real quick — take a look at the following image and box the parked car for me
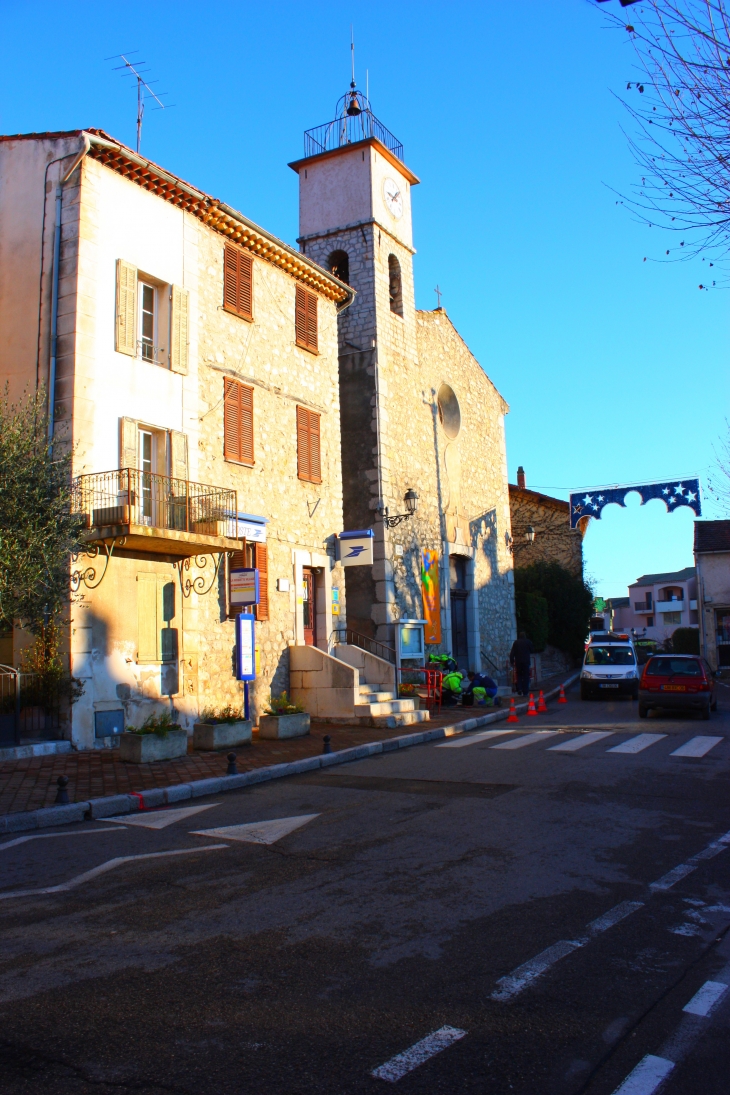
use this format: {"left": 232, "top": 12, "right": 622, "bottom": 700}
{"left": 580, "top": 640, "right": 639, "bottom": 700}
{"left": 638, "top": 655, "right": 717, "bottom": 720}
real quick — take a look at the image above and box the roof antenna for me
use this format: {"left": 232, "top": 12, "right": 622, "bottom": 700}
{"left": 350, "top": 25, "right": 355, "bottom": 87}
{"left": 106, "top": 51, "right": 173, "bottom": 154}
{"left": 346, "top": 28, "right": 362, "bottom": 116}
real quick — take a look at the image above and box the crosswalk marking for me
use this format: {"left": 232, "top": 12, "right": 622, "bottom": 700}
{"left": 670, "top": 736, "right": 723, "bottom": 758}
{"left": 436, "top": 729, "right": 515, "bottom": 749}
{"left": 682, "top": 979, "right": 728, "bottom": 1016}
{"left": 371, "top": 1026, "right": 466, "bottom": 1082}
{"left": 610, "top": 1054, "right": 674, "bottom": 1095}
{"left": 607, "top": 733, "right": 666, "bottom": 755}
{"left": 491, "top": 731, "right": 560, "bottom": 750}
{"left": 548, "top": 731, "right": 615, "bottom": 752}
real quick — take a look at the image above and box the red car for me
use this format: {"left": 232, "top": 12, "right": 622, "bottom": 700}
{"left": 638, "top": 654, "right": 717, "bottom": 720}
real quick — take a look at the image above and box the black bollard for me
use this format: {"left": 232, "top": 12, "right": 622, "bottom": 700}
{"left": 55, "top": 775, "right": 69, "bottom": 805}
{"left": 322, "top": 735, "right": 331, "bottom": 755}
{"left": 226, "top": 752, "right": 238, "bottom": 776}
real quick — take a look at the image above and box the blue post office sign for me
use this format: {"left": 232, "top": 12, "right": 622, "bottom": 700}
{"left": 235, "top": 613, "right": 256, "bottom": 681}
{"left": 338, "top": 528, "right": 374, "bottom": 567}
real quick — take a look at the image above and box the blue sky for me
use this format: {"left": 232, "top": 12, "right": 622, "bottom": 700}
{"left": 1, "top": 0, "right": 726, "bottom": 598}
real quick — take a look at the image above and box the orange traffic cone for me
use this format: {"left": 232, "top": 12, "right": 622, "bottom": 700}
{"left": 526, "top": 692, "right": 538, "bottom": 716}
{"left": 537, "top": 690, "right": 547, "bottom": 713}
{"left": 558, "top": 684, "right": 567, "bottom": 704}
{"left": 507, "top": 696, "right": 519, "bottom": 723}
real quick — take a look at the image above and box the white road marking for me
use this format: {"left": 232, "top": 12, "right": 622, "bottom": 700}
{"left": 670, "top": 736, "right": 723, "bottom": 758}
{"left": 607, "top": 734, "right": 666, "bottom": 755}
{"left": 191, "top": 814, "right": 319, "bottom": 845}
{"left": 371, "top": 1026, "right": 466, "bottom": 1082}
{"left": 650, "top": 829, "right": 730, "bottom": 891}
{"left": 102, "top": 803, "right": 220, "bottom": 829}
{"left": 682, "top": 980, "right": 728, "bottom": 1016}
{"left": 0, "top": 829, "right": 124, "bottom": 851}
{"left": 610, "top": 1054, "right": 674, "bottom": 1095}
{"left": 0, "top": 845, "right": 227, "bottom": 901}
{"left": 491, "top": 900, "right": 644, "bottom": 1002}
{"left": 548, "top": 731, "right": 615, "bottom": 752}
{"left": 436, "top": 729, "right": 515, "bottom": 749}
{"left": 490, "top": 731, "right": 560, "bottom": 750}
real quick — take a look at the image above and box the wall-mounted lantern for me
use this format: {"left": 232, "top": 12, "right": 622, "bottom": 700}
{"left": 381, "top": 489, "right": 419, "bottom": 529}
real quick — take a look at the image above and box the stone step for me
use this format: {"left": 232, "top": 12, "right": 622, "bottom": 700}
{"left": 355, "top": 709, "right": 431, "bottom": 728}
{"left": 360, "top": 691, "right": 397, "bottom": 703}
{"left": 354, "top": 699, "right": 416, "bottom": 716}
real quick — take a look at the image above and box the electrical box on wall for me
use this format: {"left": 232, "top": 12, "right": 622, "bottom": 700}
{"left": 95, "top": 710, "right": 125, "bottom": 738}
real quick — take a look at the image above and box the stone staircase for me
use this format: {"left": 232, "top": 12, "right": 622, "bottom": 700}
{"left": 353, "top": 680, "right": 430, "bottom": 728}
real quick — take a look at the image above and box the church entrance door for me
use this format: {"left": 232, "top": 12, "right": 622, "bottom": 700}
{"left": 449, "top": 555, "right": 470, "bottom": 668}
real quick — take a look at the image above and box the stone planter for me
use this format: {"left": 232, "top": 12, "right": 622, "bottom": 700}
{"left": 193, "top": 720, "right": 252, "bottom": 750}
{"left": 258, "top": 713, "right": 310, "bottom": 740}
{"left": 119, "top": 729, "right": 188, "bottom": 763}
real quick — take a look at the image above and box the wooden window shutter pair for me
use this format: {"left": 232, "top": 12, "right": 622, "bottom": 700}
{"left": 223, "top": 379, "right": 254, "bottom": 465}
{"left": 170, "top": 286, "right": 189, "bottom": 374}
{"left": 116, "top": 259, "right": 137, "bottom": 356}
{"left": 296, "top": 406, "right": 321, "bottom": 483}
{"left": 295, "top": 285, "right": 318, "bottom": 352}
{"left": 223, "top": 245, "right": 253, "bottom": 320}
{"left": 227, "top": 543, "right": 269, "bottom": 622}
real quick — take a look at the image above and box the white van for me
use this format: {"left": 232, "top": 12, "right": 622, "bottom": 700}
{"left": 580, "top": 632, "right": 639, "bottom": 701}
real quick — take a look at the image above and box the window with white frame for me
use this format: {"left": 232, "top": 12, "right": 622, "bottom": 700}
{"left": 138, "top": 282, "right": 158, "bottom": 362}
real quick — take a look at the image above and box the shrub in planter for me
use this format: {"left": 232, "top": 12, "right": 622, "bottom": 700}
{"left": 193, "top": 704, "right": 252, "bottom": 750}
{"left": 119, "top": 711, "right": 188, "bottom": 762}
{"left": 258, "top": 692, "right": 310, "bottom": 740}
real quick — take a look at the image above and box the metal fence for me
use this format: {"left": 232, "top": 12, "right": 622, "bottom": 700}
{"left": 304, "top": 109, "right": 404, "bottom": 161}
{"left": 72, "top": 469, "right": 238, "bottom": 538}
{"left": 0, "top": 666, "right": 62, "bottom": 747}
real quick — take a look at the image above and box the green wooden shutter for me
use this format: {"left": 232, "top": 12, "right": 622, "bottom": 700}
{"left": 116, "top": 259, "right": 137, "bottom": 356}
{"left": 170, "top": 285, "right": 189, "bottom": 374}
{"left": 137, "top": 574, "right": 158, "bottom": 662}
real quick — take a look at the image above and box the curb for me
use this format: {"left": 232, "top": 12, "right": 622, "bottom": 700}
{"left": 0, "top": 674, "right": 579, "bottom": 835}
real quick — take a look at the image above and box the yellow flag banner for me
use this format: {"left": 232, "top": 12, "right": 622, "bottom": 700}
{"left": 421, "top": 548, "right": 441, "bottom": 644}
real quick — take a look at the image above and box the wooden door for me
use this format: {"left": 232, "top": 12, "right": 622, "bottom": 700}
{"left": 302, "top": 568, "right": 316, "bottom": 646}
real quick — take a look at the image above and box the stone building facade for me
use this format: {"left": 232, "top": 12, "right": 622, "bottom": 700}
{"left": 0, "top": 129, "right": 351, "bottom": 748}
{"left": 508, "top": 467, "right": 586, "bottom": 578}
{"left": 289, "top": 92, "right": 517, "bottom": 672}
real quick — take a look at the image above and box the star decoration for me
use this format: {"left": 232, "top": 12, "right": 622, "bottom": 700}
{"left": 662, "top": 487, "right": 670, "bottom": 495}
{"left": 687, "top": 491, "right": 697, "bottom": 502}
{"left": 583, "top": 494, "right": 593, "bottom": 506}
{"left": 597, "top": 494, "right": 605, "bottom": 502}
{"left": 674, "top": 484, "right": 685, "bottom": 494}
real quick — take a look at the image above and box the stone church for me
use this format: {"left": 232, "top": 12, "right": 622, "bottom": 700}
{"left": 290, "top": 85, "right": 516, "bottom": 673}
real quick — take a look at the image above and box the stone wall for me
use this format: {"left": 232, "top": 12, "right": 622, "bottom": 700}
{"left": 509, "top": 485, "right": 584, "bottom": 578}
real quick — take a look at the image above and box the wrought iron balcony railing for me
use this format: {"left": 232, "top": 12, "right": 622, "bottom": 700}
{"left": 72, "top": 468, "right": 238, "bottom": 539}
{"left": 304, "top": 107, "right": 404, "bottom": 162}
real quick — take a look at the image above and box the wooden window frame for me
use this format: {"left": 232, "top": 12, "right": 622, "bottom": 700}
{"left": 296, "top": 406, "right": 322, "bottom": 484}
{"left": 223, "top": 379, "right": 255, "bottom": 467}
{"left": 223, "top": 244, "right": 254, "bottom": 321}
{"left": 295, "top": 285, "right": 319, "bottom": 354}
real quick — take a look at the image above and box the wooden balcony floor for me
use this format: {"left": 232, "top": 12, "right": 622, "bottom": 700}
{"left": 80, "top": 522, "right": 240, "bottom": 558}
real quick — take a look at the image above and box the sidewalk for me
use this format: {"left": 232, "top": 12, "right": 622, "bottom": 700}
{"left": 0, "top": 673, "right": 573, "bottom": 815}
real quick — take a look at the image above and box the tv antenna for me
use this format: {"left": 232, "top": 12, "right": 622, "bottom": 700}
{"left": 350, "top": 26, "right": 356, "bottom": 86}
{"left": 106, "top": 51, "right": 172, "bottom": 154}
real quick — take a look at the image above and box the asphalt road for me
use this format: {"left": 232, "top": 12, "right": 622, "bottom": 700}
{"left": 2, "top": 685, "right": 730, "bottom": 1095}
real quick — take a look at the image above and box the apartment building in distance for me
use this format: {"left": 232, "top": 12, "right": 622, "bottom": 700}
{"left": 609, "top": 567, "right": 698, "bottom": 641}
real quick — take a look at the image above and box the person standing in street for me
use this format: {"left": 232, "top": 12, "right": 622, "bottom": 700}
{"left": 510, "top": 631, "right": 534, "bottom": 696}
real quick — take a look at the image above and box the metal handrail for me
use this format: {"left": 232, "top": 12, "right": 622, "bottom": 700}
{"left": 330, "top": 628, "right": 396, "bottom": 665}
{"left": 72, "top": 468, "right": 238, "bottom": 538}
{"left": 304, "top": 108, "right": 404, "bottom": 161}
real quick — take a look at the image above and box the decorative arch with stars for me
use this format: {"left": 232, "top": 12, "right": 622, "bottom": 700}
{"left": 569, "top": 479, "right": 701, "bottom": 529}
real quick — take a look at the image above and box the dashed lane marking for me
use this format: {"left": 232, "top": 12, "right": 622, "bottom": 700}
{"left": 607, "top": 734, "right": 667, "bottom": 755}
{"left": 191, "top": 814, "right": 319, "bottom": 845}
{"left": 102, "top": 803, "right": 220, "bottom": 829}
{"left": 435, "top": 729, "right": 515, "bottom": 749}
{"left": 548, "top": 731, "right": 615, "bottom": 752}
{"left": 490, "top": 731, "right": 560, "bottom": 750}
{"left": 682, "top": 980, "right": 728, "bottom": 1016}
{"left": 0, "top": 829, "right": 124, "bottom": 851}
{"left": 610, "top": 1054, "right": 674, "bottom": 1095}
{"left": 371, "top": 1026, "right": 467, "bottom": 1082}
{"left": 490, "top": 899, "right": 644, "bottom": 1001}
{"left": 650, "top": 829, "right": 730, "bottom": 891}
{"left": 0, "top": 845, "right": 227, "bottom": 900}
{"left": 670, "top": 736, "right": 723, "bottom": 758}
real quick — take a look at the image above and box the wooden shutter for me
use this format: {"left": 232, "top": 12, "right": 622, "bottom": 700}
{"left": 170, "top": 431, "right": 188, "bottom": 483}
{"left": 223, "top": 379, "right": 254, "bottom": 465}
{"left": 255, "top": 542, "right": 269, "bottom": 621}
{"left": 297, "top": 407, "right": 321, "bottom": 483}
{"left": 295, "top": 285, "right": 318, "bottom": 352}
{"left": 137, "top": 574, "right": 158, "bottom": 662}
{"left": 170, "top": 286, "right": 189, "bottom": 374}
{"left": 116, "top": 259, "right": 137, "bottom": 355}
{"left": 223, "top": 245, "right": 253, "bottom": 320}
{"left": 120, "top": 417, "right": 138, "bottom": 470}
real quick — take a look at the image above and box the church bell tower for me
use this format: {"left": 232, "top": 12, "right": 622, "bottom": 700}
{"left": 289, "top": 85, "right": 421, "bottom": 639}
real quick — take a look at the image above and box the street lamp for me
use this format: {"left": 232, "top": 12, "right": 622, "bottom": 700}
{"left": 381, "top": 490, "right": 419, "bottom": 529}
{"left": 525, "top": 525, "right": 535, "bottom": 544}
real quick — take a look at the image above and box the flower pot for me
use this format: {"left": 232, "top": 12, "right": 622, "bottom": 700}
{"left": 119, "top": 728, "right": 188, "bottom": 763}
{"left": 193, "top": 720, "right": 252, "bottom": 750}
{"left": 258, "top": 713, "right": 310, "bottom": 740}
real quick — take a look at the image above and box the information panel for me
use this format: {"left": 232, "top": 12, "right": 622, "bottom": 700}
{"left": 230, "top": 567, "right": 260, "bottom": 606}
{"left": 235, "top": 613, "right": 256, "bottom": 681}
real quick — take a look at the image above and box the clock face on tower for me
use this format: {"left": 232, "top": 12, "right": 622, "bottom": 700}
{"left": 382, "top": 177, "right": 403, "bottom": 219}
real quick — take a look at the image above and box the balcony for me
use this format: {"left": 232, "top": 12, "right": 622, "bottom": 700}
{"left": 634, "top": 601, "right": 654, "bottom": 613}
{"left": 657, "top": 598, "right": 684, "bottom": 613}
{"left": 72, "top": 469, "right": 241, "bottom": 558}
